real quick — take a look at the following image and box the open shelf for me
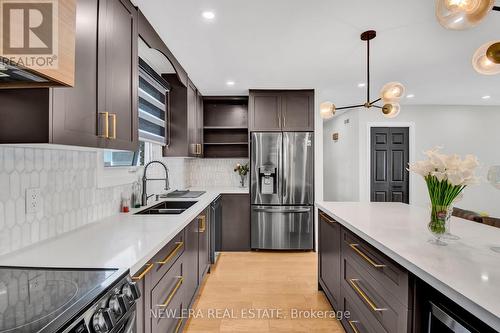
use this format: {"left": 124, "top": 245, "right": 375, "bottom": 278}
{"left": 203, "top": 96, "right": 249, "bottom": 158}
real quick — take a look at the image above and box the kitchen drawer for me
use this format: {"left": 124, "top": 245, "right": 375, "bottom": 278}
{"left": 342, "top": 255, "right": 410, "bottom": 333}
{"left": 341, "top": 285, "right": 385, "bottom": 333}
{"left": 150, "top": 257, "right": 185, "bottom": 333}
{"left": 342, "top": 228, "right": 409, "bottom": 305}
{"left": 150, "top": 230, "right": 185, "bottom": 287}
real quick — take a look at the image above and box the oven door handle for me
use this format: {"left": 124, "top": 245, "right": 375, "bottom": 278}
{"left": 428, "top": 302, "right": 471, "bottom": 333}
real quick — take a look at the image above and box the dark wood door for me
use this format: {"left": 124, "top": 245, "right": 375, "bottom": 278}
{"left": 196, "top": 91, "right": 204, "bottom": 156}
{"left": 51, "top": 0, "right": 100, "bottom": 148}
{"left": 319, "top": 212, "right": 341, "bottom": 310}
{"left": 98, "top": 0, "right": 138, "bottom": 151}
{"left": 249, "top": 91, "right": 281, "bottom": 131}
{"left": 281, "top": 90, "right": 314, "bottom": 131}
{"left": 198, "top": 209, "right": 210, "bottom": 282}
{"left": 221, "top": 194, "right": 250, "bottom": 251}
{"left": 187, "top": 80, "right": 198, "bottom": 156}
{"left": 371, "top": 127, "right": 409, "bottom": 203}
{"left": 183, "top": 219, "right": 199, "bottom": 308}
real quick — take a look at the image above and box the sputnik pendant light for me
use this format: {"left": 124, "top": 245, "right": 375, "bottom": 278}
{"left": 435, "top": 0, "right": 500, "bottom": 75}
{"left": 320, "top": 30, "right": 405, "bottom": 120}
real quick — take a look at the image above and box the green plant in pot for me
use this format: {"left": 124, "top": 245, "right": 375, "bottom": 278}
{"left": 234, "top": 163, "right": 250, "bottom": 187}
{"left": 409, "top": 147, "right": 479, "bottom": 246}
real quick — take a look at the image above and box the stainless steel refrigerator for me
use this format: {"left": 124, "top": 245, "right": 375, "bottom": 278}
{"left": 250, "top": 132, "right": 314, "bottom": 250}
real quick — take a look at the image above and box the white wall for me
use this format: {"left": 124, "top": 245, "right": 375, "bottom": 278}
{"left": 323, "top": 105, "right": 500, "bottom": 216}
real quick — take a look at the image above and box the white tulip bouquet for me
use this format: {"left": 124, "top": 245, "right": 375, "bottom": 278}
{"left": 408, "top": 147, "right": 479, "bottom": 242}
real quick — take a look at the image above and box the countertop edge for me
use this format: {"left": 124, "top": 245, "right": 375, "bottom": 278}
{"left": 315, "top": 201, "right": 500, "bottom": 330}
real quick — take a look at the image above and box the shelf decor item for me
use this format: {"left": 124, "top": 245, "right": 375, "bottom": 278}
{"left": 409, "top": 148, "right": 479, "bottom": 245}
{"left": 234, "top": 163, "right": 250, "bottom": 187}
{"left": 319, "top": 30, "right": 406, "bottom": 120}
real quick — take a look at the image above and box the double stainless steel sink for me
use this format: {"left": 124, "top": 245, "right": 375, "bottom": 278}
{"left": 135, "top": 201, "right": 197, "bottom": 215}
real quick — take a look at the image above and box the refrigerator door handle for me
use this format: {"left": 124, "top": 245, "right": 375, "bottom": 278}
{"left": 252, "top": 207, "right": 311, "bottom": 213}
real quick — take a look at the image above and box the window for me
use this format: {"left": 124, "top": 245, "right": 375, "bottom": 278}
{"left": 103, "top": 58, "right": 170, "bottom": 167}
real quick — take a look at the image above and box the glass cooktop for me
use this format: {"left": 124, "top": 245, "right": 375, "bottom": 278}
{"left": 0, "top": 267, "right": 116, "bottom": 333}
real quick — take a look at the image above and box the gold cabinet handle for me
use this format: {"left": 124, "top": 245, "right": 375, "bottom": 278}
{"left": 131, "top": 263, "right": 154, "bottom": 281}
{"left": 349, "top": 244, "right": 386, "bottom": 268}
{"left": 319, "top": 212, "right": 336, "bottom": 224}
{"left": 199, "top": 215, "right": 206, "bottom": 233}
{"left": 109, "top": 113, "right": 117, "bottom": 139}
{"left": 99, "top": 112, "right": 109, "bottom": 138}
{"left": 348, "top": 279, "right": 387, "bottom": 312}
{"left": 348, "top": 320, "right": 361, "bottom": 333}
{"left": 157, "top": 276, "right": 183, "bottom": 307}
{"left": 156, "top": 241, "right": 184, "bottom": 265}
{"left": 174, "top": 318, "right": 183, "bottom": 333}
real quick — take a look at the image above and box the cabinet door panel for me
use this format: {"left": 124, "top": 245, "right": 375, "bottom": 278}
{"left": 221, "top": 194, "right": 250, "bottom": 251}
{"left": 187, "top": 80, "right": 198, "bottom": 156}
{"left": 319, "top": 212, "right": 341, "bottom": 310}
{"left": 281, "top": 91, "right": 314, "bottom": 131}
{"left": 197, "top": 91, "right": 204, "bottom": 156}
{"left": 249, "top": 92, "right": 281, "bottom": 131}
{"left": 183, "top": 219, "right": 199, "bottom": 308}
{"left": 98, "top": 0, "right": 138, "bottom": 151}
{"left": 198, "top": 210, "right": 210, "bottom": 282}
{"left": 52, "top": 0, "right": 99, "bottom": 147}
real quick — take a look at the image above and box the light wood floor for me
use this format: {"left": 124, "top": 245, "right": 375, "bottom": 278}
{"left": 184, "top": 252, "right": 345, "bottom": 333}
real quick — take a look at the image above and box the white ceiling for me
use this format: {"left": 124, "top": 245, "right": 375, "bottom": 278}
{"left": 134, "top": 0, "right": 500, "bottom": 106}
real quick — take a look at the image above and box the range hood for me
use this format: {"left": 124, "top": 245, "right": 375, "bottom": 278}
{"left": 0, "top": 0, "right": 76, "bottom": 88}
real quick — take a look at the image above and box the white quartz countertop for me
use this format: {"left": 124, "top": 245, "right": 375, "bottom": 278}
{"left": 316, "top": 201, "right": 500, "bottom": 330}
{"left": 0, "top": 187, "right": 248, "bottom": 276}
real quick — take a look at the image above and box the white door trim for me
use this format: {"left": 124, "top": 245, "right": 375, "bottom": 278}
{"left": 365, "top": 122, "right": 416, "bottom": 204}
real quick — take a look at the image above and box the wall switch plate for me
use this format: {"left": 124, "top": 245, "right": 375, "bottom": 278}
{"left": 26, "top": 188, "right": 41, "bottom": 214}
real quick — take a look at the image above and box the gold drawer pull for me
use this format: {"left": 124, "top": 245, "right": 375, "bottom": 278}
{"left": 109, "top": 113, "right": 117, "bottom": 139}
{"left": 174, "top": 318, "right": 183, "bottom": 333}
{"left": 349, "top": 244, "right": 386, "bottom": 268}
{"left": 158, "top": 276, "right": 184, "bottom": 307}
{"left": 348, "top": 279, "right": 387, "bottom": 312}
{"left": 157, "top": 241, "right": 184, "bottom": 265}
{"left": 319, "top": 212, "right": 336, "bottom": 224}
{"left": 199, "top": 215, "right": 206, "bottom": 233}
{"left": 348, "top": 320, "right": 361, "bottom": 333}
{"left": 131, "top": 263, "right": 154, "bottom": 281}
{"left": 99, "top": 112, "right": 109, "bottom": 138}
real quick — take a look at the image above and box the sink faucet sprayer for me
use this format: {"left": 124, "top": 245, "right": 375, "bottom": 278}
{"left": 142, "top": 160, "right": 170, "bottom": 206}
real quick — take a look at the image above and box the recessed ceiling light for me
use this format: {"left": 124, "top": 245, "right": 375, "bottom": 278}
{"left": 406, "top": 94, "right": 415, "bottom": 98}
{"left": 482, "top": 95, "right": 491, "bottom": 100}
{"left": 202, "top": 11, "right": 215, "bottom": 20}
{"left": 226, "top": 80, "right": 235, "bottom": 86}
{"left": 357, "top": 83, "right": 366, "bottom": 88}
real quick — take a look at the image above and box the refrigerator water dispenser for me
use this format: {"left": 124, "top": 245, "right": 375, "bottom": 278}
{"left": 259, "top": 166, "right": 277, "bottom": 194}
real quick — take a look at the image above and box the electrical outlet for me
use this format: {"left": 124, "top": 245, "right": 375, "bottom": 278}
{"left": 26, "top": 188, "right": 41, "bottom": 214}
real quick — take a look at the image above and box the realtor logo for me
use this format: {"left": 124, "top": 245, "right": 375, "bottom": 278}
{"left": 0, "top": 0, "right": 58, "bottom": 68}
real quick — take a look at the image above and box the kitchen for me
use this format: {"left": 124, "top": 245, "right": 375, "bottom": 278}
{"left": 0, "top": 0, "right": 500, "bottom": 333}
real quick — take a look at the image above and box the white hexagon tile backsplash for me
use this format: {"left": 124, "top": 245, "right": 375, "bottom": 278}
{"left": 0, "top": 147, "right": 129, "bottom": 256}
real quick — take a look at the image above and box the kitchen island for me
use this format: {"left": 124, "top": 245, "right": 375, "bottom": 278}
{"left": 316, "top": 201, "right": 500, "bottom": 332}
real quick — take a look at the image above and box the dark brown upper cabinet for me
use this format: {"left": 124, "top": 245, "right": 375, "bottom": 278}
{"left": 249, "top": 89, "right": 314, "bottom": 132}
{"left": 162, "top": 76, "right": 203, "bottom": 157}
{"left": 0, "top": 0, "right": 139, "bottom": 151}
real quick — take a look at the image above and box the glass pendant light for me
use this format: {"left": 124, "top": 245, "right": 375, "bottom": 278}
{"left": 380, "top": 82, "right": 405, "bottom": 103}
{"left": 436, "top": 0, "right": 495, "bottom": 30}
{"left": 472, "top": 41, "right": 500, "bottom": 75}
{"left": 320, "top": 101, "right": 336, "bottom": 119}
{"left": 382, "top": 103, "right": 401, "bottom": 118}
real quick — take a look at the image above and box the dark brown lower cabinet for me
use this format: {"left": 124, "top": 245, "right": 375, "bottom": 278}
{"left": 221, "top": 194, "right": 251, "bottom": 251}
{"left": 132, "top": 205, "right": 214, "bottom": 333}
{"left": 198, "top": 209, "right": 210, "bottom": 282}
{"left": 318, "top": 211, "right": 341, "bottom": 311}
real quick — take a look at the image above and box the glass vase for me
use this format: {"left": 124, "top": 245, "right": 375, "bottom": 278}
{"left": 239, "top": 174, "right": 247, "bottom": 188}
{"left": 428, "top": 204, "right": 453, "bottom": 246}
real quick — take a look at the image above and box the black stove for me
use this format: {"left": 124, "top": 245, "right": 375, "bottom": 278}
{"left": 0, "top": 267, "right": 139, "bottom": 333}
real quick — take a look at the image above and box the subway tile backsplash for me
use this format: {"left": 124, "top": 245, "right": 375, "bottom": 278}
{"left": 0, "top": 147, "right": 129, "bottom": 256}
